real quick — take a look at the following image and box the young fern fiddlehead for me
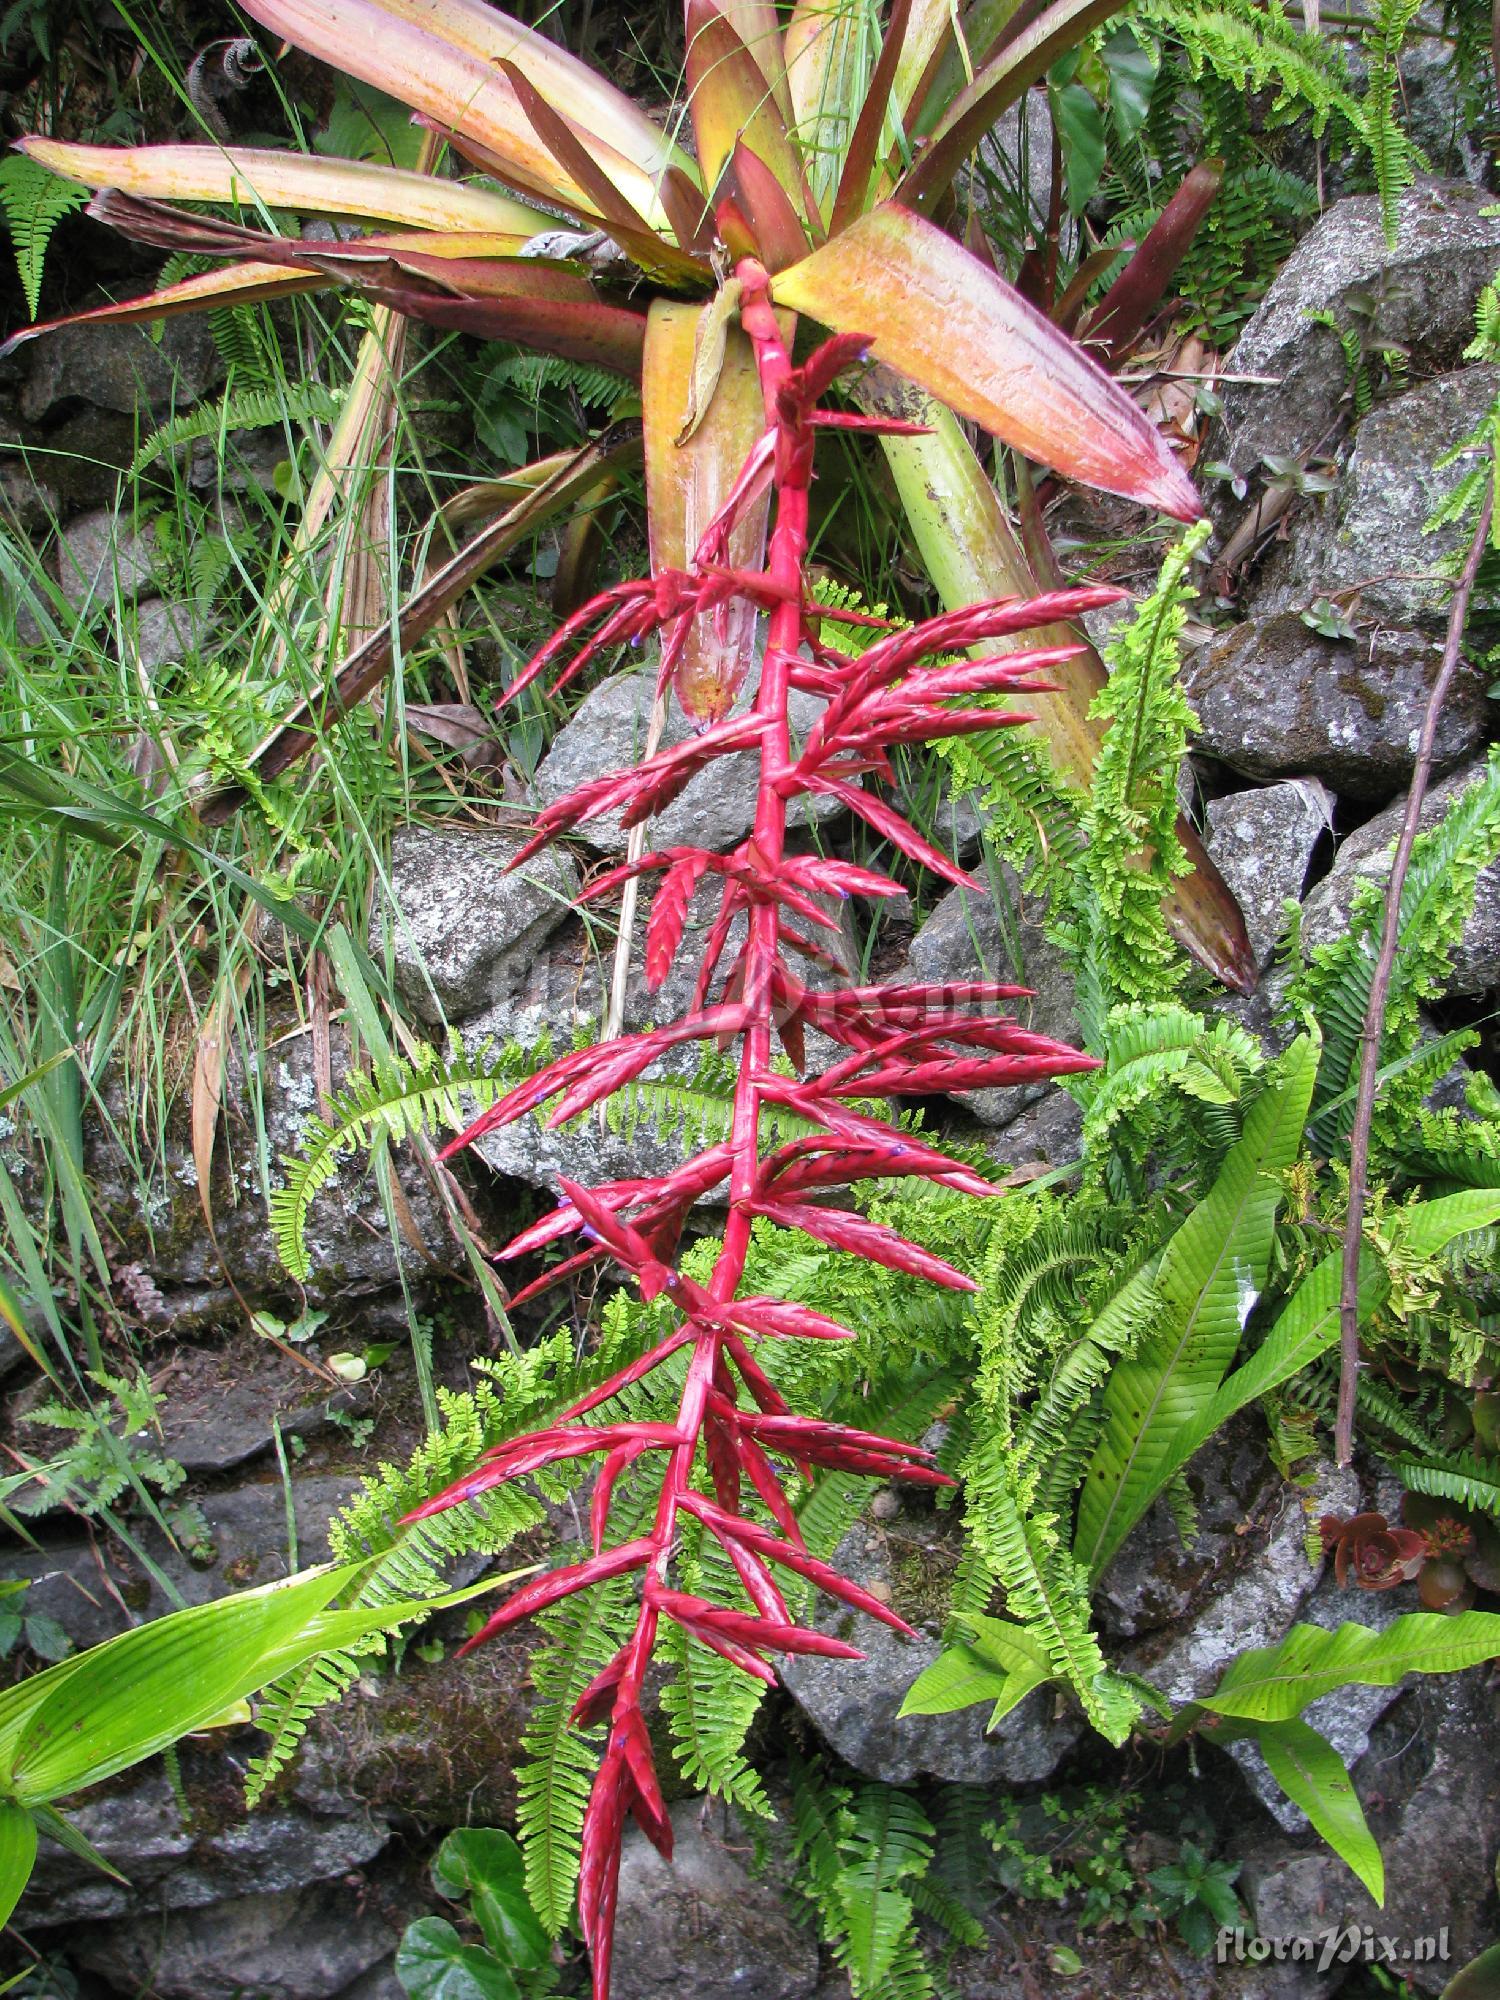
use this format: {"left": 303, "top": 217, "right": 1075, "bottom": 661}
{"left": 406, "top": 262, "right": 1110, "bottom": 1999}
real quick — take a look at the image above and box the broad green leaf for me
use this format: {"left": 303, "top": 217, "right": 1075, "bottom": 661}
{"left": 1076, "top": 1033, "right": 1319, "bottom": 1579}
{"left": 0, "top": 1803, "right": 36, "bottom": 1930}
{"left": 1386, "top": 1189, "right": 1500, "bottom": 1260}
{"left": 15, "top": 138, "right": 543, "bottom": 238}
{"left": 1147, "top": 1245, "right": 1389, "bottom": 1501}
{"left": 1442, "top": 1943, "right": 1500, "bottom": 1999}
{"left": 432, "top": 1830, "right": 547, "bottom": 1970}
{"left": 396, "top": 1918, "right": 520, "bottom": 2000}
{"left": 772, "top": 206, "right": 1200, "bottom": 518}
{"left": 1256, "top": 1719, "right": 1384, "bottom": 1904}
{"left": 1101, "top": 26, "right": 1158, "bottom": 143}
{"left": 898, "top": 1643, "right": 1014, "bottom": 1720}
{"left": 3, "top": 1561, "right": 528, "bottom": 1801}
{"left": 1051, "top": 82, "right": 1106, "bottom": 214}
{"left": 1206, "top": 1613, "right": 1500, "bottom": 1723}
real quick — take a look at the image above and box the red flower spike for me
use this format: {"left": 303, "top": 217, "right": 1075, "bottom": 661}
{"left": 410, "top": 256, "right": 1139, "bottom": 2000}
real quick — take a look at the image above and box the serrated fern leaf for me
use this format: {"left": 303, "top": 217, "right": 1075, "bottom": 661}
{"left": 0, "top": 153, "right": 85, "bottom": 318}
{"left": 131, "top": 382, "right": 344, "bottom": 478}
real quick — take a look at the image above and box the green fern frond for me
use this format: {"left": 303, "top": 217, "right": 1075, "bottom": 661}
{"left": 0, "top": 153, "right": 86, "bottom": 318}
{"left": 271, "top": 1038, "right": 543, "bottom": 1279}
{"left": 1394, "top": 1450, "right": 1500, "bottom": 1518}
{"left": 131, "top": 382, "right": 344, "bottom": 478}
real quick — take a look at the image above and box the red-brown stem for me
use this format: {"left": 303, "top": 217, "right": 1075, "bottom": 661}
{"left": 1335, "top": 475, "right": 1494, "bottom": 1465}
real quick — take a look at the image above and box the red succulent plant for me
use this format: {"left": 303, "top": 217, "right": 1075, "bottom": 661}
{"left": 405, "top": 260, "right": 1120, "bottom": 1997}
{"left": 1320, "top": 1511, "right": 1428, "bottom": 1591}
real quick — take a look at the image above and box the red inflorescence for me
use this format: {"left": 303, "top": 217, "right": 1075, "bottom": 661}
{"left": 405, "top": 257, "right": 1119, "bottom": 1998}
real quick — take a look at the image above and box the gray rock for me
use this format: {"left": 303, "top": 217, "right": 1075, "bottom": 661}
{"left": 132, "top": 595, "right": 214, "bottom": 671}
{"left": 610, "top": 1800, "right": 819, "bottom": 2000}
{"left": 148, "top": 1338, "right": 369, "bottom": 1475}
{"left": 0, "top": 1473, "right": 359, "bottom": 1653}
{"left": 1252, "top": 368, "right": 1500, "bottom": 632}
{"left": 1096, "top": 1417, "right": 1296, "bottom": 1641}
{"left": 781, "top": 1519, "right": 1083, "bottom": 1785}
{"left": 1183, "top": 615, "right": 1488, "bottom": 802}
{"left": 85, "top": 1006, "right": 463, "bottom": 1326}
{"left": 1206, "top": 780, "right": 1334, "bottom": 969}
{"left": 905, "top": 882, "right": 1080, "bottom": 1127}
{"left": 1241, "top": 1669, "right": 1500, "bottom": 1994}
{"left": 75, "top": 1881, "right": 398, "bottom": 2000}
{"left": 533, "top": 665, "right": 836, "bottom": 855}
{"left": 53, "top": 506, "right": 163, "bottom": 616}
{"left": 1216, "top": 180, "right": 1500, "bottom": 476}
{"left": 21, "top": 314, "right": 224, "bottom": 425}
{"left": 1300, "top": 757, "right": 1500, "bottom": 996}
{"left": 983, "top": 1086, "right": 1084, "bottom": 1168}
{"left": 1116, "top": 1460, "right": 1359, "bottom": 1712}
{"left": 381, "top": 824, "right": 579, "bottom": 1026}
{"left": 1222, "top": 1573, "right": 1409, "bottom": 1832}
{"left": 23, "top": 1768, "right": 389, "bottom": 1925}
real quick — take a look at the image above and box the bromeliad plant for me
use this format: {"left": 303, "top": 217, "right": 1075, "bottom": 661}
{"left": 3, "top": 0, "right": 1255, "bottom": 990}
{"left": 395, "top": 269, "right": 1116, "bottom": 1998}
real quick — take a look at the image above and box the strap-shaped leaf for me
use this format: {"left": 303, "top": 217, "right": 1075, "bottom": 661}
{"left": 773, "top": 206, "right": 1200, "bottom": 518}
{"left": 1256, "top": 1719, "right": 1384, "bottom": 1904}
{"left": 239, "top": 0, "right": 686, "bottom": 228}
{"left": 1076, "top": 1033, "right": 1319, "bottom": 1580}
{"left": 857, "top": 390, "right": 1252, "bottom": 992}
{"left": 686, "top": 0, "right": 812, "bottom": 214}
{"left": 0, "top": 1801, "right": 36, "bottom": 1931}
{"left": 644, "top": 299, "right": 770, "bottom": 722}
{"left": 14, "top": 136, "right": 544, "bottom": 236}
{"left": 1204, "top": 1612, "right": 1500, "bottom": 1723}
{"left": 897, "top": 0, "right": 1128, "bottom": 211}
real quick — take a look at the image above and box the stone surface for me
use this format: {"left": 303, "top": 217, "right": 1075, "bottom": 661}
{"left": 781, "top": 1515, "right": 1083, "bottom": 1785}
{"left": 533, "top": 664, "right": 837, "bottom": 855}
{"left": 21, "top": 314, "right": 225, "bottom": 425}
{"left": 381, "top": 823, "right": 579, "bottom": 1027}
{"left": 148, "top": 1339, "right": 370, "bottom": 1475}
{"left": 610, "top": 1800, "right": 819, "bottom": 2000}
{"left": 1300, "top": 758, "right": 1500, "bottom": 997}
{"left": 1183, "top": 615, "right": 1488, "bottom": 802}
{"left": 23, "top": 1767, "right": 389, "bottom": 1926}
{"left": 132, "top": 594, "right": 214, "bottom": 670}
{"left": 1095, "top": 1417, "right": 1297, "bottom": 1641}
{"left": 74, "top": 1881, "right": 398, "bottom": 2000}
{"left": 1241, "top": 1669, "right": 1500, "bottom": 1995}
{"left": 85, "top": 1006, "right": 464, "bottom": 1326}
{"left": 1205, "top": 780, "right": 1334, "bottom": 969}
{"left": 0, "top": 1473, "right": 358, "bottom": 1653}
{"left": 53, "top": 506, "right": 163, "bottom": 616}
{"left": 1215, "top": 179, "right": 1500, "bottom": 476}
{"left": 1252, "top": 367, "right": 1500, "bottom": 632}
{"left": 1116, "top": 1460, "right": 1359, "bottom": 1712}
{"left": 905, "top": 882, "right": 1080, "bottom": 1127}
{"left": 983, "top": 1086, "right": 1085, "bottom": 1167}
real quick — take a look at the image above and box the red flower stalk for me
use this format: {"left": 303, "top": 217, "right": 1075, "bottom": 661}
{"left": 407, "top": 258, "right": 1116, "bottom": 1998}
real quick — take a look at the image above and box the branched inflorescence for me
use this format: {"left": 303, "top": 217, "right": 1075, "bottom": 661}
{"left": 406, "top": 260, "right": 1119, "bottom": 1997}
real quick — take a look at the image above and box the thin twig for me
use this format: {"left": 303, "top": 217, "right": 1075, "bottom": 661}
{"left": 1335, "top": 474, "right": 1494, "bottom": 1465}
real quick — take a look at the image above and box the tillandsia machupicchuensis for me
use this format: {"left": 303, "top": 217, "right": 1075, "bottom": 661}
{"left": 403, "top": 260, "right": 1118, "bottom": 1998}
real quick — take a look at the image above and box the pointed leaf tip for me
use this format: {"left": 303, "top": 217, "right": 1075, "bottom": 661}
{"left": 771, "top": 206, "right": 1202, "bottom": 521}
